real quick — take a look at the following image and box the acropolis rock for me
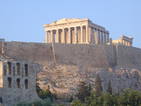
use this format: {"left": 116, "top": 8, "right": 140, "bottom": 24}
{"left": 0, "top": 18, "right": 139, "bottom": 105}
{"left": 1, "top": 41, "right": 141, "bottom": 102}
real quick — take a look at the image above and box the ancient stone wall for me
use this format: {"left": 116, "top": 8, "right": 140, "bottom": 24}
{"left": 2, "top": 42, "right": 116, "bottom": 68}
{"left": 0, "top": 42, "right": 141, "bottom": 70}
{"left": 0, "top": 41, "right": 141, "bottom": 70}
{"left": 1, "top": 42, "right": 141, "bottom": 101}
{"left": 116, "top": 45, "right": 141, "bottom": 70}
{"left": 0, "top": 59, "right": 40, "bottom": 106}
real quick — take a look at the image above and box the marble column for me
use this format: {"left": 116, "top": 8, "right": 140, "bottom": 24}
{"left": 77, "top": 27, "right": 81, "bottom": 43}
{"left": 94, "top": 31, "right": 99, "bottom": 45}
{"left": 83, "top": 26, "right": 86, "bottom": 43}
{"left": 93, "top": 28, "right": 96, "bottom": 44}
{"left": 107, "top": 33, "right": 109, "bottom": 42}
{"left": 98, "top": 30, "right": 101, "bottom": 44}
{"left": 102, "top": 32, "right": 105, "bottom": 44}
{"left": 74, "top": 27, "right": 77, "bottom": 44}
{"left": 62, "top": 29, "right": 65, "bottom": 43}
{"left": 66, "top": 28, "right": 69, "bottom": 43}
{"left": 76, "top": 27, "right": 79, "bottom": 43}
{"left": 81, "top": 26, "right": 83, "bottom": 43}
{"left": 48, "top": 31, "right": 51, "bottom": 43}
{"left": 68, "top": 28, "right": 71, "bottom": 44}
{"left": 71, "top": 27, "right": 75, "bottom": 44}
{"left": 104, "top": 33, "right": 107, "bottom": 43}
{"left": 53, "top": 30, "right": 55, "bottom": 43}
{"left": 106, "top": 33, "right": 109, "bottom": 43}
{"left": 89, "top": 27, "right": 94, "bottom": 44}
{"left": 86, "top": 25, "right": 88, "bottom": 43}
{"left": 59, "top": 29, "right": 62, "bottom": 43}
{"left": 50, "top": 30, "right": 53, "bottom": 43}
{"left": 46, "top": 31, "right": 49, "bottom": 43}
{"left": 93, "top": 28, "right": 95, "bottom": 44}
{"left": 70, "top": 28, "right": 72, "bottom": 43}
{"left": 101, "top": 31, "right": 103, "bottom": 44}
{"left": 56, "top": 29, "right": 59, "bottom": 43}
{"left": 104, "top": 32, "right": 106, "bottom": 44}
{"left": 45, "top": 31, "right": 48, "bottom": 43}
{"left": 89, "top": 27, "right": 92, "bottom": 43}
{"left": 64, "top": 28, "right": 67, "bottom": 44}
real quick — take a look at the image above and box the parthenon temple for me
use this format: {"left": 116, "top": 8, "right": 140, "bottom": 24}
{"left": 44, "top": 18, "right": 110, "bottom": 44}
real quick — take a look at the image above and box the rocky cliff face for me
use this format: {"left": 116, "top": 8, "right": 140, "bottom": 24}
{"left": 1, "top": 42, "right": 141, "bottom": 100}
{"left": 37, "top": 63, "right": 141, "bottom": 100}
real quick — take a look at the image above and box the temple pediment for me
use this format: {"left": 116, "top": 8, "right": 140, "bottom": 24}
{"left": 51, "top": 18, "right": 88, "bottom": 25}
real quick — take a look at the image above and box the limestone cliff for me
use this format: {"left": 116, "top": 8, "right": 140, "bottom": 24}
{"left": 1, "top": 42, "right": 141, "bottom": 100}
{"left": 37, "top": 64, "right": 141, "bottom": 100}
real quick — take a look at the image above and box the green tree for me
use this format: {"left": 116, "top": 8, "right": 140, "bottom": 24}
{"left": 101, "top": 93, "right": 117, "bottom": 106}
{"left": 71, "top": 100, "right": 84, "bottom": 106}
{"left": 36, "top": 83, "right": 54, "bottom": 101}
{"left": 95, "top": 74, "right": 103, "bottom": 96}
{"left": 76, "top": 81, "right": 91, "bottom": 102}
{"left": 107, "top": 80, "right": 112, "bottom": 94}
{"left": 85, "top": 91, "right": 98, "bottom": 106}
{"left": 118, "top": 89, "right": 141, "bottom": 106}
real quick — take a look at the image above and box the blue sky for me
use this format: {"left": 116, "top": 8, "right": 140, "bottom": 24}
{"left": 0, "top": 0, "right": 141, "bottom": 47}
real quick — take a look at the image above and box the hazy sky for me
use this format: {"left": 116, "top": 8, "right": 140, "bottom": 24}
{"left": 0, "top": 0, "right": 141, "bottom": 47}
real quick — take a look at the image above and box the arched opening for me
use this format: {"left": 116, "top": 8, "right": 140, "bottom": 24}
{"left": 0, "top": 97, "right": 3, "bottom": 103}
{"left": 13, "top": 66, "right": 15, "bottom": 76}
{"left": 8, "top": 77, "right": 12, "bottom": 88}
{"left": 25, "top": 79, "right": 28, "bottom": 89}
{"left": 16, "top": 63, "right": 20, "bottom": 75}
{"left": 3, "top": 65, "right": 7, "bottom": 76}
{"left": 7, "top": 62, "right": 12, "bottom": 75}
{"left": 24, "top": 64, "right": 28, "bottom": 76}
{"left": 16, "top": 78, "right": 20, "bottom": 88}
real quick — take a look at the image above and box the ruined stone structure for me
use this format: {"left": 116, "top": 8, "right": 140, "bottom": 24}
{"left": 0, "top": 41, "right": 141, "bottom": 101}
{"left": 0, "top": 39, "right": 140, "bottom": 104}
{"left": 112, "top": 35, "right": 133, "bottom": 46}
{"left": 0, "top": 18, "right": 137, "bottom": 105}
{"left": 44, "top": 18, "right": 110, "bottom": 44}
{"left": 44, "top": 18, "right": 133, "bottom": 47}
{"left": 0, "top": 56, "right": 39, "bottom": 106}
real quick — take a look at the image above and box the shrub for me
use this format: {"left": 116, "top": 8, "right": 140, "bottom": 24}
{"left": 71, "top": 100, "right": 84, "bottom": 106}
{"left": 72, "top": 89, "right": 141, "bottom": 106}
{"left": 36, "top": 83, "right": 54, "bottom": 101}
{"left": 76, "top": 81, "right": 91, "bottom": 102}
{"left": 16, "top": 99, "right": 53, "bottom": 106}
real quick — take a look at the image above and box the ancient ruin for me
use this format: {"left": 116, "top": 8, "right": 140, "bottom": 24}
{"left": 44, "top": 18, "right": 133, "bottom": 46}
{"left": 44, "top": 18, "right": 110, "bottom": 44}
{"left": 112, "top": 35, "right": 133, "bottom": 46}
{"left": 0, "top": 56, "right": 39, "bottom": 105}
{"left": 0, "top": 18, "right": 138, "bottom": 105}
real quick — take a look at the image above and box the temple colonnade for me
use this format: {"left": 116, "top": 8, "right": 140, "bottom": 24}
{"left": 46, "top": 26, "right": 88, "bottom": 44}
{"left": 45, "top": 25, "right": 109, "bottom": 44}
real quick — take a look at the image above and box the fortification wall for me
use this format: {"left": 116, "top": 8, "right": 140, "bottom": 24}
{"left": 2, "top": 42, "right": 116, "bottom": 68}
{"left": 1, "top": 42, "right": 141, "bottom": 70}
{"left": 1, "top": 41, "right": 141, "bottom": 102}
{"left": 116, "top": 45, "right": 141, "bottom": 69}
{"left": 0, "top": 61, "right": 40, "bottom": 106}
